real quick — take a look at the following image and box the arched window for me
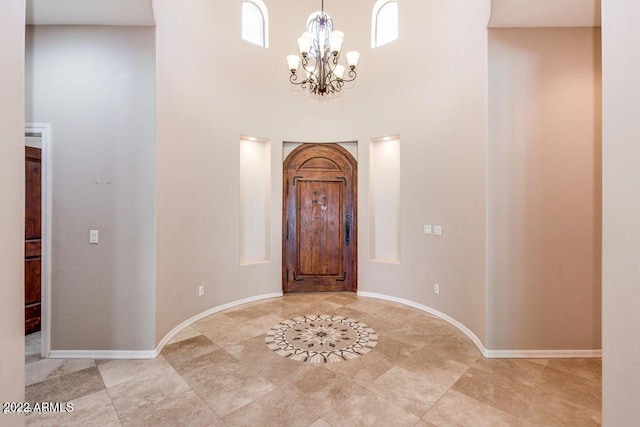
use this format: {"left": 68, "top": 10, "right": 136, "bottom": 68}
{"left": 372, "top": 0, "right": 398, "bottom": 48}
{"left": 242, "top": 0, "right": 268, "bottom": 48}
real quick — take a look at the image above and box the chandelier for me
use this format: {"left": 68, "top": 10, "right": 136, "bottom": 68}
{"left": 286, "top": 0, "right": 360, "bottom": 96}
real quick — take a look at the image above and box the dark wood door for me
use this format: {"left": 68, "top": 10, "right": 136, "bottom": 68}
{"left": 25, "top": 146, "right": 42, "bottom": 335}
{"left": 283, "top": 144, "right": 357, "bottom": 293}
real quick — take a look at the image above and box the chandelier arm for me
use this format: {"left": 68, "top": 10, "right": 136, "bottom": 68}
{"left": 301, "top": 56, "right": 313, "bottom": 73}
{"left": 323, "top": 53, "right": 339, "bottom": 76}
{"left": 301, "top": 56, "right": 320, "bottom": 81}
{"left": 290, "top": 73, "right": 310, "bottom": 86}
{"left": 339, "top": 69, "right": 357, "bottom": 83}
{"left": 308, "top": 80, "right": 318, "bottom": 94}
{"left": 330, "top": 78, "right": 343, "bottom": 93}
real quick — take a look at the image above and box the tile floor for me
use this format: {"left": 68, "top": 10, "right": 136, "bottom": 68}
{"left": 24, "top": 293, "right": 602, "bottom": 426}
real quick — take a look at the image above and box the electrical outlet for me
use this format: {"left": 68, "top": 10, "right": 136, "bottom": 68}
{"left": 198, "top": 286, "right": 205, "bottom": 297}
{"left": 433, "top": 283, "right": 440, "bottom": 294}
{"left": 434, "top": 225, "right": 442, "bottom": 236}
{"left": 423, "top": 225, "right": 432, "bottom": 235}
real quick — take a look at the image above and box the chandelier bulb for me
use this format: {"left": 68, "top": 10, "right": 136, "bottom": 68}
{"left": 287, "top": 54, "right": 300, "bottom": 73}
{"left": 346, "top": 51, "right": 360, "bottom": 69}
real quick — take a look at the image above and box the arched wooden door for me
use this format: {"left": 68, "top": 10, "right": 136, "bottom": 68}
{"left": 283, "top": 144, "right": 357, "bottom": 293}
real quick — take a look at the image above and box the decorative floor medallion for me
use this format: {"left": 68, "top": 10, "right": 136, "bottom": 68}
{"left": 265, "top": 315, "right": 378, "bottom": 363}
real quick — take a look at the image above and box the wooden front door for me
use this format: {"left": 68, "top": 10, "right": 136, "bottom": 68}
{"left": 25, "top": 146, "right": 42, "bottom": 335}
{"left": 283, "top": 144, "right": 357, "bottom": 293}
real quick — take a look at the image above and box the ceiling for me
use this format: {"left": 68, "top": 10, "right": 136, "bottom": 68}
{"left": 489, "top": 0, "right": 601, "bottom": 28}
{"left": 26, "top": 0, "right": 600, "bottom": 28}
{"left": 26, "top": 0, "right": 155, "bottom": 26}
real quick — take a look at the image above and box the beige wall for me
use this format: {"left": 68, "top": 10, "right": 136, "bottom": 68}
{"left": 16, "top": 1, "right": 605, "bottom": 358}
{"left": 602, "top": 0, "right": 640, "bottom": 424}
{"left": 487, "top": 28, "right": 602, "bottom": 351}
{"left": 0, "top": 0, "right": 26, "bottom": 424}
{"left": 25, "top": 26, "right": 156, "bottom": 351}
{"left": 155, "top": 0, "right": 490, "bottom": 345}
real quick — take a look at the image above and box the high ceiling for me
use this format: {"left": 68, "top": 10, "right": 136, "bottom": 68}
{"left": 26, "top": 0, "right": 600, "bottom": 28}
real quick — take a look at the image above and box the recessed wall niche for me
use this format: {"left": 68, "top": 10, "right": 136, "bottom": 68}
{"left": 240, "top": 135, "right": 271, "bottom": 265}
{"left": 370, "top": 136, "right": 401, "bottom": 263}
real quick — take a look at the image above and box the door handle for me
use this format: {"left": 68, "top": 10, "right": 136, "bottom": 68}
{"left": 345, "top": 220, "right": 351, "bottom": 246}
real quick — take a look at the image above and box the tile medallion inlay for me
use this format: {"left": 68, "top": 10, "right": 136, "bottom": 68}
{"left": 266, "top": 315, "right": 378, "bottom": 363}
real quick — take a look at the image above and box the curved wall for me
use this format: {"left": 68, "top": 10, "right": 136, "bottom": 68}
{"left": 155, "top": 0, "right": 491, "bottom": 346}
{"left": 17, "top": 0, "right": 602, "bottom": 356}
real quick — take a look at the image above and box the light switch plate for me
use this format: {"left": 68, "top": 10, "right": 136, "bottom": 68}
{"left": 424, "top": 225, "right": 432, "bottom": 235}
{"left": 89, "top": 229, "right": 99, "bottom": 244}
{"left": 434, "top": 225, "right": 442, "bottom": 236}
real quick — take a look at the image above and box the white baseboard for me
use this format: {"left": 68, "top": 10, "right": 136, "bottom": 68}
{"left": 486, "top": 349, "right": 602, "bottom": 359}
{"left": 48, "top": 291, "right": 601, "bottom": 360}
{"left": 48, "top": 349, "right": 157, "bottom": 360}
{"left": 153, "top": 292, "right": 283, "bottom": 357}
{"left": 356, "top": 291, "right": 602, "bottom": 359}
{"left": 48, "top": 292, "right": 283, "bottom": 360}
{"left": 357, "top": 291, "right": 490, "bottom": 357}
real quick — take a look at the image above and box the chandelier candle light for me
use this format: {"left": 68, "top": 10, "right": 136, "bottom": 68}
{"left": 287, "top": 0, "right": 360, "bottom": 95}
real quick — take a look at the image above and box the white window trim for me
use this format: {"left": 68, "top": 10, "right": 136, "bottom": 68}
{"left": 371, "top": 0, "right": 398, "bottom": 48}
{"left": 242, "top": 0, "right": 269, "bottom": 48}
